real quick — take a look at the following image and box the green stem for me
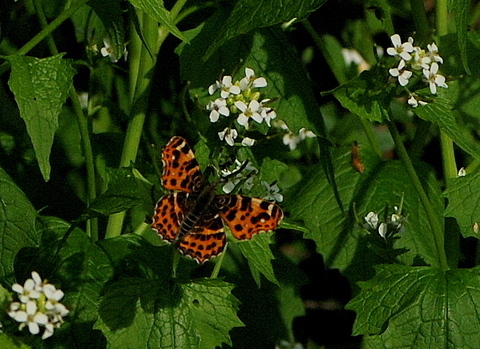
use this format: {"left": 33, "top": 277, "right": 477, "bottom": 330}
{"left": 389, "top": 121, "right": 449, "bottom": 271}
{"left": 33, "top": 0, "right": 97, "bottom": 240}
{"left": 105, "top": 13, "right": 161, "bottom": 238}
{"left": 436, "top": 0, "right": 449, "bottom": 37}
{"left": 210, "top": 244, "right": 227, "bottom": 278}
{"left": 409, "top": 0, "right": 430, "bottom": 42}
{"left": 440, "top": 132, "right": 457, "bottom": 185}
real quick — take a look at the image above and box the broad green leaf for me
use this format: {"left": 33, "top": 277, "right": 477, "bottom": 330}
{"left": 348, "top": 265, "right": 480, "bottom": 348}
{"left": 449, "top": 0, "right": 470, "bottom": 74}
{"left": 204, "top": 0, "right": 327, "bottom": 59}
{"left": 285, "top": 145, "right": 444, "bottom": 278}
{"left": 95, "top": 278, "right": 243, "bottom": 349}
{"left": 127, "top": 0, "right": 188, "bottom": 42}
{"left": 6, "top": 54, "right": 76, "bottom": 181}
{"left": 0, "top": 166, "right": 38, "bottom": 284}
{"left": 414, "top": 91, "right": 480, "bottom": 161}
{"left": 328, "top": 66, "right": 393, "bottom": 122}
{"left": 236, "top": 231, "right": 278, "bottom": 286}
{"left": 88, "top": 0, "right": 126, "bottom": 61}
{"left": 87, "top": 167, "right": 143, "bottom": 217}
{"left": 444, "top": 172, "right": 480, "bottom": 238}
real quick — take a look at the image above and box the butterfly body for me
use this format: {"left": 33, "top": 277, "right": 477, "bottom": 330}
{"left": 152, "top": 136, "right": 283, "bottom": 263}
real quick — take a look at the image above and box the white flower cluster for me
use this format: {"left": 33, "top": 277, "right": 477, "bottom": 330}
{"left": 8, "top": 272, "right": 69, "bottom": 339}
{"left": 387, "top": 34, "right": 447, "bottom": 107}
{"left": 364, "top": 207, "right": 406, "bottom": 239}
{"left": 206, "top": 68, "right": 276, "bottom": 146}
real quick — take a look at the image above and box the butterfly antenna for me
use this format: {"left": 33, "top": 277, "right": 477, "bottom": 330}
{"left": 221, "top": 160, "right": 250, "bottom": 181}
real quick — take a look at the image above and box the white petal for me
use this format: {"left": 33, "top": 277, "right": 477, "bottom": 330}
{"left": 208, "top": 82, "right": 218, "bottom": 95}
{"left": 234, "top": 101, "right": 247, "bottom": 112}
{"left": 229, "top": 85, "right": 241, "bottom": 94}
{"left": 237, "top": 114, "right": 248, "bottom": 126}
{"left": 31, "top": 272, "right": 42, "bottom": 285}
{"left": 218, "top": 106, "right": 230, "bottom": 116}
{"left": 399, "top": 51, "right": 412, "bottom": 61}
{"left": 209, "top": 110, "right": 220, "bottom": 123}
{"left": 222, "top": 75, "right": 233, "bottom": 87}
{"left": 26, "top": 301, "right": 37, "bottom": 315}
{"left": 408, "top": 96, "right": 418, "bottom": 107}
{"left": 245, "top": 67, "right": 254, "bottom": 79}
{"left": 429, "top": 81, "right": 437, "bottom": 94}
{"left": 386, "top": 47, "right": 397, "bottom": 56}
{"left": 12, "top": 283, "right": 23, "bottom": 294}
{"left": 390, "top": 34, "right": 401, "bottom": 46}
{"left": 33, "top": 312, "right": 49, "bottom": 326}
{"left": 251, "top": 112, "right": 263, "bottom": 123}
{"left": 28, "top": 322, "right": 40, "bottom": 335}
{"left": 252, "top": 77, "right": 267, "bottom": 88}
{"left": 24, "top": 279, "right": 35, "bottom": 292}
{"left": 389, "top": 68, "right": 399, "bottom": 77}
{"left": 42, "top": 324, "right": 55, "bottom": 339}
{"left": 378, "top": 223, "right": 387, "bottom": 238}
{"left": 242, "top": 137, "right": 256, "bottom": 146}
{"left": 248, "top": 99, "right": 260, "bottom": 111}
{"left": 10, "top": 310, "right": 27, "bottom": 322}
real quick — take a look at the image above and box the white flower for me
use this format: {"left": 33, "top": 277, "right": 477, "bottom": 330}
{"left": 410, "top": 47, "right": 431, "bottom": 70}
{"left": 218, "top": 127, "right": 238, "bottom": 146}
{"left": 100, "top": 37, "right": 127, "bottom": 63}
{"left": 282, "top": 131, "right": 300, "bottom": 150}
{"left": 299, "top": 128, "right": 316, "bottom": 140}
{"left": 427, "top": 43, "right": 443, "bottom": 64}
{"left": 235, "top": 100, "right": 263, "bottom": 127}
{"left": 423, "top": 62, "right": 447, "bottom": 94}
{"left": 386, "top": 34, "right": 414, "bottom": 61}
{"left": 221, "top": 160, "right": 257, "bottom": 193}
{"left": 389, "top": 59, "right": 412, "bottom": 86}
{"left": 206, "top": 98, "right": 230, "bottom": 122}
{"left": 407, "top": 95, "right": 427, "bottom": 108}
{"left": 239, "top": 68, "right": 267, "bottom": 91}
{"left": 341, "top": 48, "right": 370, "bottom": 72}
{"left": 241, "top": 137, "right": 256, "bottom": 146}
{"left": 458, "top": 167, "right": 466, "bottom": 177}
{"left": 364, "top": 212, "right": 379, "bottom": 230}
{"left": 262, "top": 181, "right": 283, "bottom": 202}
{"left": 8, "top": 272, "right": 68, "bottom": 339}
{"left": 208, "top": 75, "right": 241, "bottom": 98}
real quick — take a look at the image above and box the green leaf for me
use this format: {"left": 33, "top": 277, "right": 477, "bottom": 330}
{"left": 236, "top": 231, "right": 278, "bottom": 286}
{"left": 444, "top": 172, "right": 480, "bottom": 238}
{"left": 6, "top": 54, "right": 75, "bottom": 181}
{"left": 347, "top": 265, "right": 480, "bottom": 348}
{"left": 88, "top": 0, "right": 126, "bottom": 61}
{"left": 0, "top": 166, "right": 38, "bottom": 284}
{"left": 285, "top": 145, "right": 444, "bottom": 277}
{"left": 328, "top": 66, "right": 392, "bottom": 122}
{"left": 414, "top": 90, "right": 480, "bottom": 161}
{"left": 86, "top": 167, "right": 143, "bottom": 217}
{"left": 449, "top": 0, "right": 470, "bottom": 74}
{"left": 127, "top": 0, "right": 188, "bottom": 42}
{"left": 95, "top": 278, "right": 243, "bottom": 349}
{"left": 204, "top": 0, "right": 327, "bottom": 59}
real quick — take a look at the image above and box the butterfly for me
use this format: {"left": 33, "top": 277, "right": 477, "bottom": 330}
{"left": 152, "top": 136, "right": 283, "bottom": 263}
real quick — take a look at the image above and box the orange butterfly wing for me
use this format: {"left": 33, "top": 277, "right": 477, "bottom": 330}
{"left": 161, "top": 136, "right": 204, "bottom": 193}
{"left": 152, "top": 193, "right": 186, "bottom": 243}
{"left": 216, "top": 195, "right": 283, "bottom": 240}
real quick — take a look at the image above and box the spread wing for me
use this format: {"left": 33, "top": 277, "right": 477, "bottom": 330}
{"left": 215, "top": 195, "right": 283, "bottom": 240}
{"left": 161, "top": 136, "right": 204, "bottom": 193}
{"left": 152, "top": 193, "right": 187, "bottom": 243}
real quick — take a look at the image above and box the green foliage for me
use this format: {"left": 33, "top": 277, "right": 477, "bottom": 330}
{"left": 348, "top": 264, "right": 480, "bottom": 348}
{"left": 6, "top": 54, "right": 75, "bottom": 181}
{"left": 2, "top": 0, "right": 480, "bottom": 348}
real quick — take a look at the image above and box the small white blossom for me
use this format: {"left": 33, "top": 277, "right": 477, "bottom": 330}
{"left": 235, "top": 100, "right": 263, "bottom": 127}
{"left": 378, "top": 222, "right": 388, "bottom": 239}
{"left": 262, "top": 181, "right": 283, "bottom": 202}
{"left": 458, "top": 167, "right": 466, "bottom": 177}
{"left": 364, "top": 212, "right": 379, "bottom": 230}
{"left": 100, "top": 37, "right": 127, "bottom": 63}
{"left": 221, "top": 160, "right": 257, "bottom": 193}
{"left": 474, "top": 222, "right": 479, "bottom": 234}
{"left": 341, "top": 48, "right": 370, "bottom": 72}
{"left": 427, "top": 43, "right": 443, "bottom": 64}
{"left": 410, "top": 47, "right": 431, "bottom": 70}
{"left": 407, "top": 95, "right": 427, "bottom": 108}
{"left": 218, "top": 127, "right": 238, "bottom": 146}
{"left": 239, "top": 68, "right": 267, "bottom": 91}
{"left": 423, "top": 62, "right": 447, "bottom": 94}
{"left": 389, "top": 59, "right": 412, "bottom": 86}
{"left": 208, "top": 75, "right": 241, "bottom": 98}
{"left": 206, "top": 98, "right": 230, "bottom": 122}
{"left": 386, "top": 34, "right": 414, "bottom": 61}
{"left": 8, "top": 272, "right": 68, "bottom": 339}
